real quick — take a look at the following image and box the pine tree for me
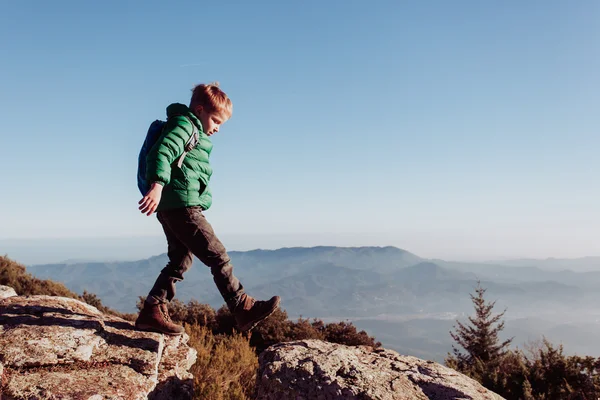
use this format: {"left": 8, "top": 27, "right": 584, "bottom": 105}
{"left": 447, "top": 281, "right": 513, "bottom": 372}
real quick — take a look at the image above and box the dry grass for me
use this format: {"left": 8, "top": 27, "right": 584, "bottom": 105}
{"left": 185, "top": 324, "right": 258, "bottom": 400}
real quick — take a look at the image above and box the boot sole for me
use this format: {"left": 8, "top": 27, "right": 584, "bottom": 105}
{"left": 135, "top": 322, "right": 184, "bottom": 336}
{"left": 238, "top": 296, "right": 281, "bottom": 332}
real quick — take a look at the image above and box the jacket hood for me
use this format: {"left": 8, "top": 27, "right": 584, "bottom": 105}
{"left": 166, "top": 103, "right": 203, "bottom": 132}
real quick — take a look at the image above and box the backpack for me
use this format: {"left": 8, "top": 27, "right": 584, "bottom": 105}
{"left": 137, "top": 116, "right": 199, "bottom": 196}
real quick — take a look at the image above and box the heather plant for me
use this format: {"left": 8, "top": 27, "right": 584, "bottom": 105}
{"left": 185, "top": 324, "right": 257, "bottom": 400}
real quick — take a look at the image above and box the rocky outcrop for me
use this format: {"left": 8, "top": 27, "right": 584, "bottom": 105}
{"left": 0, "top": 285, "right": 196, "bottom": 400}
{"left": 256, "top": 340, "right": 504, "bottom": 400}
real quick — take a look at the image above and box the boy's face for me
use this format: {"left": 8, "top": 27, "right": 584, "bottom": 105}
{"left": 195, "top": 106, "right": 227, "bottom": 136}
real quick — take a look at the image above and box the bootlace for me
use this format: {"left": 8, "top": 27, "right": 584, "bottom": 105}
{"left": 161, "top": 305, "right": 172, "bottom": 323}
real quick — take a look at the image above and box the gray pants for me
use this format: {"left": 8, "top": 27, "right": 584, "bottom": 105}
{"left": 146, "top": 206, "right": 244, "bottom": 310}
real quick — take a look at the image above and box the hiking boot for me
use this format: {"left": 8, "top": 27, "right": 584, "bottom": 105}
{"left": 233, "top": 294, "right": 280, "bottom": 332}
{"left": 135, "top": 302, "right": 185, "bottom": 336}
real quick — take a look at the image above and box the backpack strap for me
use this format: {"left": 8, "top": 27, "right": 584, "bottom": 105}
{"left": 175, "top": 116, "right": 199, "bottom": 168}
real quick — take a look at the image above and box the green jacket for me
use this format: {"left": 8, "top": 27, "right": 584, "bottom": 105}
{"left": 146, "top": 103, "right": 213, "bottom": 211}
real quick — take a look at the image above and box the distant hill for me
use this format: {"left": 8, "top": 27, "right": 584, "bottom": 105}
{"left": 482, "top": 256, "right": 600, "bottom": 272}
{"left": 27, "top": 246, "right": 423, "bottom": 313}
{"left": 389, "top": 261, "right": 477, "bottom": 281}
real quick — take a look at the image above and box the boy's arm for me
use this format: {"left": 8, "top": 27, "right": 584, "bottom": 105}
{"left": 139, "top": 117, "right": 193, "bottom": 216}
{"left": 145, "top": 118, "right": 194, "bottom": 186}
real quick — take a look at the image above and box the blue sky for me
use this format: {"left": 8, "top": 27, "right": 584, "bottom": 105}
{"left": 0, "top": 1, "right": 598, "bottom": 261}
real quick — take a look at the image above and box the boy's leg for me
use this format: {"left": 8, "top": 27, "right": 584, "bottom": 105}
{"left": 135, "top": 213, "right": 192, "bottom": 336}
{"left": 146, "top": 213, "right": 194, "bottom": 305}
{"left": 157, "top": 206, "right": 244, "bottom": 309}
{"left": 159, "top": 206, "right": 279, "bottom": 331}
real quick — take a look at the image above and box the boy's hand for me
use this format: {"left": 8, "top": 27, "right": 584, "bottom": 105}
{"left": 138, "top": 182, "right": 163, "bottom": 216}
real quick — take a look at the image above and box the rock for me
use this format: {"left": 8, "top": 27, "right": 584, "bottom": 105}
{"left": 256, "top": 339, "right": 504, "bottom": 400}
{"left": 0, "top": 285, "right": 17, "bottom": 299}
{"left": 0, "top": 291, "right": 197, "bottom": 400}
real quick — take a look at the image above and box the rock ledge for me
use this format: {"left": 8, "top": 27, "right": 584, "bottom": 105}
{"left": 256, "top": 339, "right": 504, "bottom": 400}
{"left": 0, "top": 285, "right": 196, "bottom": 400}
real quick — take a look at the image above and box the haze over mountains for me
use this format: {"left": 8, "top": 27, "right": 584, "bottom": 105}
{"left": 25, "top": 246, "right": 600, "bottom": 362}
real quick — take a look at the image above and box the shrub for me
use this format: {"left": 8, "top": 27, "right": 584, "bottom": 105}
{"left": 186, "top": 324, "right": 258, "bottom": 400}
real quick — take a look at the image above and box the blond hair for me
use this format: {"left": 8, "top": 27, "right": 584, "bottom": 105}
{"left": 190, "top": 82, "right": 232, "bottom": 119}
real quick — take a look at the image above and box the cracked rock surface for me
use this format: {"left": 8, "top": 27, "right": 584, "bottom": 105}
{"left": 0, "top": 286, "right": 196, "bottom": 400}
{"left": 256, "top": 339, "right": 505, "bottom": 400}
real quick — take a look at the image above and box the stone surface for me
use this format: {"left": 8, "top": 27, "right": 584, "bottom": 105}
{"left": 4, "top": 364, "right": 155, "bottom": 400}
{"left": 256, "top": 339, "right": 505, "bottom": 400}
{"left": 0, "top": 289, "right": 196, "bottom": 400}
{"left": 0, "top": 285, "right": 17, "bottom": 300}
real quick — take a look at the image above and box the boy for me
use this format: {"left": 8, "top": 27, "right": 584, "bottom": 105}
{"left": 135, "top": 82, "right": 280, "bottom": 336}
